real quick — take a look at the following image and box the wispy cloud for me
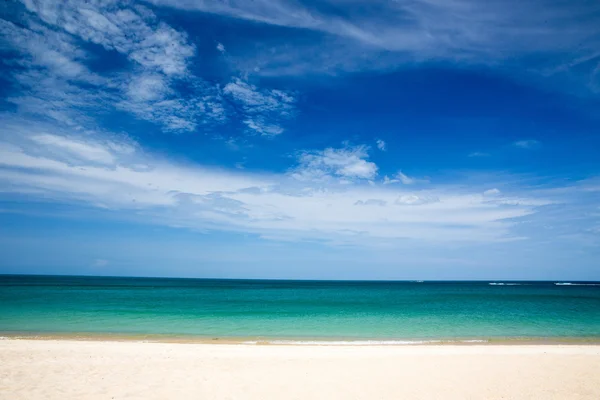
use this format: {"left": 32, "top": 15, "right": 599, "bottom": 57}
{"left": 384, "top": 171, "right": 429, "bottom": 185}
{"left": 0, "top": 0, "right": 295, "bottom": 136}
{"left": 29, "top": 133, "right": 126, "bottom": 165}
{"left": 376, "top": 139, "right": 386, "bottom": 151}
{"left": 0, "top": 119, "right": 266, "bottom": 208}
{"left": 150, "top": 0, "right": 600, "bottom": 91}
{"left": 469, "top": 151, "right": 490, "bottom": 157}
{"left": 2, "top": 126, "right": 588, "bottom": 245}
{"left": 1, "top": 1, "right": 209, "bottom": 132}
{"left": 397, "top": 171, "right": 426, "bottom": 185}
{"left": 0, "top": 17, "right": 109, "bottom": 126}
{"left": 223, "top": 78, "right": 295, "bottom": 136}
{"left": 514, "top": 140, "right": 541, "bottom": 149}
{"left": 21, "top": 0, "right": 195, "bottom": 76}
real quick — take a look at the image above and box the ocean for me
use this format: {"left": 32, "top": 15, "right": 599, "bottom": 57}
{"left": 1, "top": 275, "right": 599, "bottom": 343}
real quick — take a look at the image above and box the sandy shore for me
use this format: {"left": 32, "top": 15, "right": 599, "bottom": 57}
{"left": 1, "top": 340, "right": 599, "bottom": 399}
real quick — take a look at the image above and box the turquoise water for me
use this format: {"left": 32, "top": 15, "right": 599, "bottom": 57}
{"left": 1, "top": 275, "right": 599, "bottom": 342}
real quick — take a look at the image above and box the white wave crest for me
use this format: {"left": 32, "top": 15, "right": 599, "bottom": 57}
{"left": 555, "top": 283, "right": 600, "bottom": 286}
{"left": 489, "top": 283, "right": 522, "bottom": 286}
{"left": 241, "top": 339, "right": 488, "bottom": 346}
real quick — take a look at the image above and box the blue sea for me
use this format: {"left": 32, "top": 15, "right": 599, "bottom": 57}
{"left": 1, "top": 275, "right": 599, "bottom": 343}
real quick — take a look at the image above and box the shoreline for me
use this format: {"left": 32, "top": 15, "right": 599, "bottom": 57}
{"left": 2, "top": 332, "right": 600, "bottom": 345}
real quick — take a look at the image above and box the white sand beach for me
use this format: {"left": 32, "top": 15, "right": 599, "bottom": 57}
{"left": 1, "top": 340, "right": 599, "bottom": 399}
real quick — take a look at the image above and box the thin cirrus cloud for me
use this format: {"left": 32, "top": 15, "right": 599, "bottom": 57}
{"left": 222, "top": 78, "right": 296, "bottom": 136}
{"left": 513, "top": 140, "right": 541, "bottom": 149}
{"left": 19, "top": 0, "right": 195, "bottom": 76}
{"left": 0, "top": 0, "right": 296, "bottom": 135}
{"left": 383, "top": 171, "right": 429, "bottom": 185}
{"left": 0, "top": 124, "right": 580, "bottom": 244}
{"left": 148, "top": 0, "right": 600, "bottom": 91}
{"left": 469, "top": 152, "right": 490, "bottom": 158}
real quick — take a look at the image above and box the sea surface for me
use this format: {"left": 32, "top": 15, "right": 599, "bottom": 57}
{"left": 1, "top": 275, "right": 599, "bottom": 343}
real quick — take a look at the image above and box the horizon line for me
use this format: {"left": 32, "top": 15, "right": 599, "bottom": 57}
{"left": 1, "top": 273, "right": 598, "bottom": 283}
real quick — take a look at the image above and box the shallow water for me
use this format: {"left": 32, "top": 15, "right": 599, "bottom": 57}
{"left": 1, "top": 275, "right": 599, "bottom": 341}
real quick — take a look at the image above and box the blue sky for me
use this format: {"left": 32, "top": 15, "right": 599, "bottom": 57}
{"left": 0, "top": 0, "right": 599, "bottom": 280}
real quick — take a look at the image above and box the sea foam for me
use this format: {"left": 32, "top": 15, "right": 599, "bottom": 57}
{"left": 555, "top": 283, "right": 600, "bottom": 286}
{"left": 241, "top": 339, "right": 488, "bottom": 346}
{"left": 489, "top": 283, "right": 523, "bottom": 286}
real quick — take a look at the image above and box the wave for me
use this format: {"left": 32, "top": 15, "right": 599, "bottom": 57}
{"left": 489, "top": 283, "right": 523, "bottom": 286}
{"left": 555, "top": 283, "right": 600, "bottom": 286}
{"left": 241, "top": 339, "right": 488, "bottom": 345}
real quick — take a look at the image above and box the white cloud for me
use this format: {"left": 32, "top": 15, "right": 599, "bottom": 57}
{"left": 0, "top": 126, "right": 268, "bottom": 209}
{"left": 395, "top": 194, "right": 438, "bottom": 206}
{"left": 483, "top": 188, "right": 501, "bottom": 197}
{"left": 223, "top": 79, "right": 294, "bottom": 111}
{"left": 384, "top": 172, "right": 429, "bottom": 185}
{"left": 216, "top": 42, "right": 226, "bottom": 53}
{"left": 128, "top": 24, "right": 195, "bottom": 76}
{"left": 382, "top": 176, "right": 398, "bottom": 185}
{"left": 514, "top": 140, "right": 541, "bottom": 149}
{"left": 0, "top": 124, "right": 587, "bottom": 244}
{"left": 117, "top": 72, "right": 221, "bottom": 132}
{"left": 126, "top": 74, "right": 171, "bottom": 103}
{"left": 393, "top": 171, "right": 429, "bottom": 185}
{"left": 292, "top": 144, "right": 378, "bottom": 181}
{"left": 0, "top": 18, "right": 110, "bottom": 126}
{"left": 1, "top": 0, "right": 270, "bottom": 135}
{"left": 397, "top": 171, "right": 416, "bottom": 185}
{"left": 117, "top": 78, "right": 222, "bottom": 132}
{"left": 243, "top": 118, "right": 284, "bottom": 137}
{"left": 376, "top": 139, "right": 386, "bottom": 151}
{"left": 1, "top": 1, "right": 598, "bottom": 251}
{"left": 21, "top": 0, "right": 195, "bottom": 77}
{"left": 30, "top": 134, "right": 119, "bottom": 165}
{"left": 223, "top": 78, "right": 296, "bottom": 135}
{"left": 149, "top": 0, "right": 600, "bottom": 91}
{"left": 0, "top": 19, "right": 92, "bottom": 80}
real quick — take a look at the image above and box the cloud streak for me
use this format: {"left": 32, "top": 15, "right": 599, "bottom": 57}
{"left": 149, "top": 0, "right": 600, "bottom": 93}
{"left": 469, "top": 152, "right": 490, "bottom": 158}
{"left": 1, "top": 123, "right": 592, "bottom": 245}
{"left": 514, "top": 140, "right": 541, "bottom": 149}
{"left": 384, "top": 171, "right": 429, "bottom": 185}
{"left": 223, "top": 78, "right": 296, "bottom": 136}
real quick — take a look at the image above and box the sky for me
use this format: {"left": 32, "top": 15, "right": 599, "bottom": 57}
{"left": 0, "top": 0, "right": 599, "bottom": 280}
